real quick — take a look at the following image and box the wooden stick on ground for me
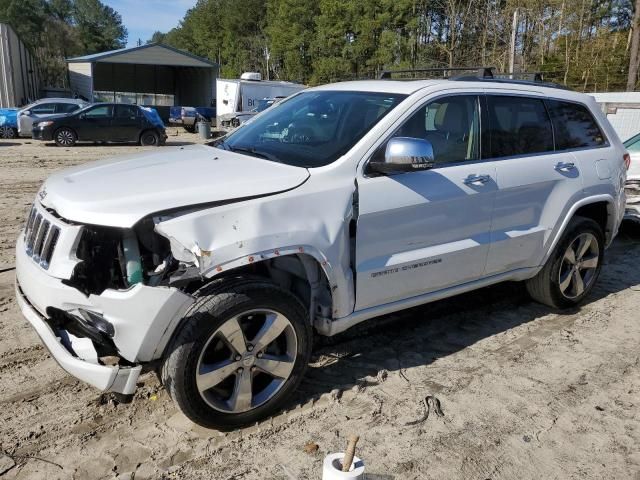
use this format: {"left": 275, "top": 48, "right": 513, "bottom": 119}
{"left": 342, "top": 435, "right": 360, "bottom": 472}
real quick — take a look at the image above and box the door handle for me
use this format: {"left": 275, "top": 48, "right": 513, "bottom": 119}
{"left": 555, "top": 161, "right": 576, "bottom": 172}
{"left": 464, "top": 174, "right": 491, "bottom": 185}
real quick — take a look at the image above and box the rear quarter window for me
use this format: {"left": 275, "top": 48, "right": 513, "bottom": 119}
{"left": 546, "top": 100, "right": 607, "bottom": 150}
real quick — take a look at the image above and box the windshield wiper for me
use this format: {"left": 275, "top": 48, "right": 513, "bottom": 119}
{"left": 228, "top": 145, "right": 281, "bottom": 163}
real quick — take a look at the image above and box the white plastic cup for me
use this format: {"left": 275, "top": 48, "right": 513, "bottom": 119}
{"left": 322, "top": 452, "right": 365, "bottom": 480}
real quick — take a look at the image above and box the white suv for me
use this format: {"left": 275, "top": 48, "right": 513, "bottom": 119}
{"left": 15, "top": 74, "right": 628, "bottom": 428}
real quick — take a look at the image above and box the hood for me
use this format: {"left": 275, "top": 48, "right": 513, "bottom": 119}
{"left": 40, "top": 144, "right": 309, "bottom": 227}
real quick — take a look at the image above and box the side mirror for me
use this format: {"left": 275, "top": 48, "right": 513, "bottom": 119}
{"left": 368, "top": 137, "right": 435, "bottom": 174}
{"left": 22, "top": 110, "right": 31, "bottom": 116}
{"left": 78, "top": 113, "right": 85, "bottom": 119}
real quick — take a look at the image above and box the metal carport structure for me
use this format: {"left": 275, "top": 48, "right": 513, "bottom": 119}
{"left": 67, "top": 43, "right": 218, "bottom": 120}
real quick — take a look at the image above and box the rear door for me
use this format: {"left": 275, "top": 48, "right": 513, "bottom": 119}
{"left": 355, "top": 94, "right": 498, "bottom": 310}
{"left": 76, "top": 105, "right": 113, "bottom": 141}
{"left": 483, "top": 94, "right": 585, "bottom": 275}
{"left": 113, "top": 104, "right": 143, "bottom": 141}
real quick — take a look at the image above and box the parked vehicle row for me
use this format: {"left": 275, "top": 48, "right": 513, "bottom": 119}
{"left": 14, "top": 70, "right": 629, "bottom": 429}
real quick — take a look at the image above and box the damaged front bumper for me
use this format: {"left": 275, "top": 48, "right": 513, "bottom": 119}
{"left": 15, "top": 232, "right": 194, "bottom": 394}
{"left": 16, "top": 281, "right": 142, "bottom": 394}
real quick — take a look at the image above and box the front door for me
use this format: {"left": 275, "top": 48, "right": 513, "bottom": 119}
{"left": 355, "top": 94, "right": 497, "bottom": 311}
{"left": 77, "top": 104, "right": 113, "bottom": 141}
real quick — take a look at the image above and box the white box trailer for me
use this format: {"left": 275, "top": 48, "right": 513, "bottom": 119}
{"left": 590, "top": 92, "right": 640, "bottom": 142}
{"left": 216, "top": 72, "right": 305, "bottom": 129}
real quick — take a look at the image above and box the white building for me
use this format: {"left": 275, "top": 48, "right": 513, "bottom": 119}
{"left": 590, "top": 92, "right": 640, "bottom": 142}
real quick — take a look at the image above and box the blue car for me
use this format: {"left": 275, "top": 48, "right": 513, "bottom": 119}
{"left": 0, "top": 108, "right": 18, "bottom": 138}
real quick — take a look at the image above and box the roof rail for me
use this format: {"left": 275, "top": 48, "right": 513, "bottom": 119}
{"left": 378, "top": 66, "right": 568, "bottom": 89}
{"left": 379, "top": 67, "right": 495, "bottom": 80}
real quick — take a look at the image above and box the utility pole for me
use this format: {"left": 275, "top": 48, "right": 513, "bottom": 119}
{"left": 627, "top": 0, "right": 640, "bottom": 90}
{"left": 509, "top": 8, "right": 519, "bottom": 77}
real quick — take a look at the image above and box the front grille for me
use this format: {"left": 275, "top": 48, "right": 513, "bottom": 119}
{"left": 24, "top": 205, "right": 62, "bottom": 270}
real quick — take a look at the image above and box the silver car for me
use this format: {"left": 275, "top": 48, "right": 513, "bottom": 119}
{"left": 18, "top": 98, "right": 88, "bottom": 137}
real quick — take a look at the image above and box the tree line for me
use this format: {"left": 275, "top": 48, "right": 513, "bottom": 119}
{"left": 157, "top": 0, "right": 640, "bottom": 91}
{"left": 2, "top": 0, "right": 640, "bottom": 92}
{"left": 0, "top": 0, "right": 127, "bottom": 88}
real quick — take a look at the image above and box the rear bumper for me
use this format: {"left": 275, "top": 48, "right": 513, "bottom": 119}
{"left": 169, "top": 117, "right": 195, "bottom": 126}
{"left": 15, "top": 280, "right": 142, "bottom": 394}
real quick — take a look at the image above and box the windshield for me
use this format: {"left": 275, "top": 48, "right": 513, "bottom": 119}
{"left": 214, "top": 90, "right": 407, "bottom": 168}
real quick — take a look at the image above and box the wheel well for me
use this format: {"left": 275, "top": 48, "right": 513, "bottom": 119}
{"left": 203, "top": 254, "right": 333, "bottom": 325}
{"left": 574, "top": 201, "right": 609, "bottom": 236}
{"left": 139, "top": 128, "right": 158, "bottom": 139}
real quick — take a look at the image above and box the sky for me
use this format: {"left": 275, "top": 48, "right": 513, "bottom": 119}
{"left": 103, "top": 0, "right": 197, "bottom": 47}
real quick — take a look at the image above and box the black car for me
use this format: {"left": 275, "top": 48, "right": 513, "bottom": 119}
{"left": 32, "top": 103, "right": 167, "bottom": 147}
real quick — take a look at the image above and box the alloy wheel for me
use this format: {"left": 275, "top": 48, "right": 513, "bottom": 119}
{"left": 56, "top": 129, "right": 74, "bottom": 146}
{"left": 0, "top": 126, "right": 15, "bottom": 138}
{"left": 558, "top": 232, "right": 599, "bottom": 299}
{"left": 195, "top": 309, "right": 298, "bottom": 413}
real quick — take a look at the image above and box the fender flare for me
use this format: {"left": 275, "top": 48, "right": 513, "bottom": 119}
{"left": 540, "top": 194, "right": 616, "bottom": 266}
{"left": 197, "top": 244, "right": 349, "bottom": 318}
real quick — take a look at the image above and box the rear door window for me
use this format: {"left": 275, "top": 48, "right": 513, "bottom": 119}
{"left": 115, "top": 105, "right": 139, "bottom": 118}
{"left": 30, "top": 103, "right": 56, "bottom": 115}
{"left": 486, "top": 95, "right": 554, "bottom": 158}
{"left": 546, "top": 100, "right": 606, "bottom": 149}
{"left": 55, "top": 103, "right": 82, "bottom": 114}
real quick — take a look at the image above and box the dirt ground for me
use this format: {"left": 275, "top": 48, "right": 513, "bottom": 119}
{"left": 0, "top": 132, "right": 639, "bottom": 480}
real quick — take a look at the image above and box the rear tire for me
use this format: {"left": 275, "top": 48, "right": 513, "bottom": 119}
{"left": 526, "top": 216, "right": 604, "bottom": 309}
{"left": 161, "top": 278, "right": 312, "bottom": 429}
{"left": 140, "top": 130, "right": 160, "bottom": 146}
{"left": 54, "top": 127, "right": 76, "bottom": 147}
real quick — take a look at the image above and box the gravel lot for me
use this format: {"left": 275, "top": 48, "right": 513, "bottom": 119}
{"left": 1, "top": 133, "right": 639, "bottom": 480}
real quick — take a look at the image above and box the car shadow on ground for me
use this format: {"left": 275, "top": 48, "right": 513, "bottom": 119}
{"left": 292, "top": 223, "right": 640, "bottom": 406}
{"left": 40, "top": 141, "right": 198, "bottom": 148}
{"left": 0, "top": 142, "right": 22, "bottom": 147}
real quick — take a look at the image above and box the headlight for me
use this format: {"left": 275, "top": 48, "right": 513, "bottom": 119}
{"left": 36, "top": 121, "right": 54, "bottom": 128}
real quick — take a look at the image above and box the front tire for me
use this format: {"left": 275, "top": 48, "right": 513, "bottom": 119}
{"left": 54, "top": 127, "right": 76, "bottom": 147}
{"left": 161, "top": 278, "right": 312, "bottom": 429}
{"left": 526, "top": 216, "right": 604, "bottom": 309}
{"left": 0, "top": 126, "right": 17, "bottom": 139}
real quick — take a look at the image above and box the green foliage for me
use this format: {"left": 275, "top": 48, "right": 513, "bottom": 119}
{"left": 1, "top": 0, "right": 636, "bottom": 91}
{"left": 73, "top": 0, "right": 127, "bottom": 53}
{"left": 0, "top": 0, "right": 127, "bottom": 88}
{"left": 158, "top": 0, "right": 636, "bottom": 90}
